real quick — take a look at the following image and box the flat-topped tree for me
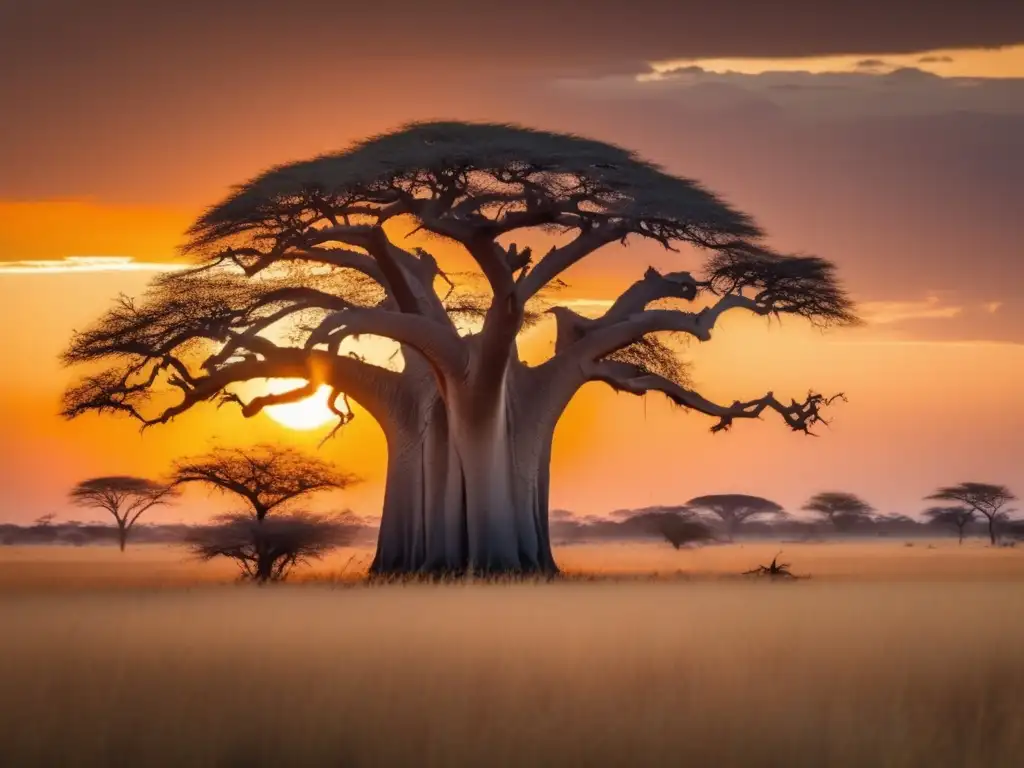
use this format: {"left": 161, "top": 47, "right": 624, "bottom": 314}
{"left": 172, "top": 445, "right": 357, "bottom": 521}
{"left": 686, "top": 494, "right": 785, "bottom": 541}
{"left": 642, "top": 510, "right": 714, "bottom": 550}
{"left": 923, "top": 506, "right": 975, "bottom": 545}
{"left": 803, "top": 492, "right": 874, "bottom": 533}
{"left": 61, "top": 121, "right": 856, "bottom": 576}
{"left": 172, "top": 445, "right": 358, "bottom": 582}
{"left": 69, "top": 476, "right": 177, "bottom": 551}
{"left": 926, "top": 483, "right": 1016, "bottom": 546}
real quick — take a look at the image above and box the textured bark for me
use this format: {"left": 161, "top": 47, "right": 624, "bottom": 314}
{"left": 368, "top": 360, "right": 558, "bottom": 577}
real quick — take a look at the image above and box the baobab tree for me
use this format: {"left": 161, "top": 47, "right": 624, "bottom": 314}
{"left": 802, "top": 492, "right": 874, "bottom": 534}
{"left": 926, "top": 483, "right": 1016, "bottom": 546}
{"left": 173, "top": 444, "right": 358, "bottom": 581}
{"left": 68, "top": 476, "right": 177, "bottom": 551}
{"left": 686, "top": 494, "right": 785, "bottom": 541}
{"left": 923, "top": 506, "right": 975, "bottom": 545}
{"left": 61, "top": 121, "right": 855, "bottom": 576}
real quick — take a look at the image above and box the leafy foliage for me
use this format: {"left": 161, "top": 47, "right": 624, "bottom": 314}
{"left": 923, "top": 506, "right": 976, "bottom": 543}
{"left": 188, "top": 512, "right": 355, "bottom": 582}
{"left": 705, "top": 247, "right": 858, "bottom": 327}
{"left": 62, "top": 121, "right": 855, "bottom": 444}
{"left": 925, "top": 483, "right": 1016, "bottom": 520}
{"left": 172, "top": 444, "right": 357, "bottom": 520}
{"left": 68, "top": 476, "right": 177, "bottom": 549}
{"left": 925, "top": 482, "right": 1017, "bottom": 545}
{"left": 802, "top": 492, "right": 875, "bottom": 530}
{"left": 628, "top": 508, "right": 714, "bottom": 549}
{"left": 687, "top": 494, "right": 785, "bottom": 538}
{"left": 184, "top": 121, "right": 761, "bottom": 254}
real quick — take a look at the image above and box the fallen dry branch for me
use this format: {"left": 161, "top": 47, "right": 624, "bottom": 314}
{"left": 743, "top": 552, "right": 803, "bottom": 579}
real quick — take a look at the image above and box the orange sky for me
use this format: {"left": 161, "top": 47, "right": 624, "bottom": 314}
{"left": 1, "top": 240, "right": 1021, "bottom": 524}
{"left": 1, "top": 10, "right": 1022, "bottom": 524}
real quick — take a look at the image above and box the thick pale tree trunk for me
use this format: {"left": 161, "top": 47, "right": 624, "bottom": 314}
{"left": 368, "top": 361, "right": 558, "bottom": 577}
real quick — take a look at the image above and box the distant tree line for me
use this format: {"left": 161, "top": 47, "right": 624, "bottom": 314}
{"left": 0, "top": 515, "right": 376, "bottom": 549}
{"left": 7, "top": 474, "right": 1018, "bottom": 574}
{"left": 20, "top": 444, "right": 366, "bottom": 583}
{"left": 550, "top": 483, "right": 1021, "bottom": 548}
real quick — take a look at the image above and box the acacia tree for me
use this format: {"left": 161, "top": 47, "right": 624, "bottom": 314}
{"left": 802, "top": 492, "right": 874, "bottom": 534}
{"left": 188, "top": 512, "right": 355, "bottom": 583}
{"left": 68, "top": 476, "right": 177, "bottom": 551}
{"left": 686, "top": 494, "right": 785, "bottom": 541}
{"left": 923, "top": 506, "right": 975, "bottom": 545}
{"left": 632, "top": 508, "right": 714, "bottom": 549}
{"left": 926, "top": 483, "right": 1016, "bottom": 546}
{"left": 173, "top": 444, "right": 358, "bottom": 581}
{"left": 61, "top": 121, "right": 855, "bottom": 576}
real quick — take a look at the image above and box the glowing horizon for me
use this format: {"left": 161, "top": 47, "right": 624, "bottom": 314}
{"left": 646, "top": 44, "right": 1024, "bottom": 79}
{"left": 0, "top": 256, "right": 186, "bottom": 275}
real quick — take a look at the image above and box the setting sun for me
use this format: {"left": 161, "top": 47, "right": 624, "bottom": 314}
{"left": 261, "top": 380, "right": 341, "bottom": 431}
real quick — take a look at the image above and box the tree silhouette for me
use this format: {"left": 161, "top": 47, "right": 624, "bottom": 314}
{"left": 69, "top": 476, "right": 177, "bottom": 551}
{"left": 630, "top": 508, "right": 714, "bottom": 549}
{"left": 743, "top": 552, "right": 796, "bottom": 578}
{"left": 925, "top": 483, "right": 1016, "bottom": 546}
{"left": 686, "top": 494, "right": 785, "bottom": 541}
{"left": 61, "top": 121, "right": 856, "bottom": 576}
{"left": 188, "top": 512, "right": 355, "bottom": 582}
{"left": 923, "top": 506, "right": 975, "bottom": 545}
{"left": 802, "top": 492, "right": 874, "bottom": 533}
{"left": 172, "top": 445, "right": 357, "bottom": 521}
{"left": 173, "top": 445, "right": 358, "bottom": 581}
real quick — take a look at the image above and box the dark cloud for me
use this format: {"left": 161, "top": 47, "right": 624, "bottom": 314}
{"left": 2, "top": 1, "right": 1022, "bottom": 201}
{"left": 856, "top": 59, "right": 890, "bottom": 69}
{"left": 3, "top": 1, "right": 1023, "bottom": 65}
{"left": 919, "top": 55, "right": 956, "bottom": 63}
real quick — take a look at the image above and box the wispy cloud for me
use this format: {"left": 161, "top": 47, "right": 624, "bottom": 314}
{"left": 554, "top": 298, "right": 615, "bottom": 315}
{"left": 858, "top": 296, "right": 962, "bottom": 325}
{"left": 0, "top": 256, "right": 185, "bottom": 275}
{"left": 556, "top": 45, "right": 1024, "bottom": 119}
{"left": 645, "top": 45, "right": 1024, "bottom": 79}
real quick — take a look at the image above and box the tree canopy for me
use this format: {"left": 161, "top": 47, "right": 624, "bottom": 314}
{"left": 62, "top": 121, "right": 857, "bottom": 575}
{"left": 188, "top": 511, "right": 354, "bottom": 582}
{"left": 923, "top": 506, "right": 976, "bottom": 544}
{"left": 686, "top": 494, "right": 785, "bottom": 539}
{"left": 68, "top": 476, "right": 177, "bottom": 550}
{"left": 802, "top": 492, "right": 875, "bottom": 531}
{"left": 925, "top": 483, "right": 1016, "bottom": 545}
{"left": 629, "top": 508, "right": 714, "bottom": 550}
{"left": 172, "top": 444, "right": 358, "bottom": 520}
{"left": 63, "top": 121, "right": 855, "bottom": 438}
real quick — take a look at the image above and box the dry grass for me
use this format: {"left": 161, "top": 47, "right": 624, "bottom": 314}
{"left": 1, "top": 542, "right": 1022, "bottom": 766}
{"left": 2, "top": 538, "right": 1021, "bottom": 590}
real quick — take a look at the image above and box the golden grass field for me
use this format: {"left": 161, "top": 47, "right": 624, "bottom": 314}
{"left": 1, "top": 540, "right": 1022, "bottom": 767}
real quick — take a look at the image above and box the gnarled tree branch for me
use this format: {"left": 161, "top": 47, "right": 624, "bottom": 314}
{"left": 589, "top": 360, "right": 845, "bottom": 435}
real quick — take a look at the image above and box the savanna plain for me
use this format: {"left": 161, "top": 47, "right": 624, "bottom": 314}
{"left": 1, "top": 541, "right": 1022, "bottom": 767}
